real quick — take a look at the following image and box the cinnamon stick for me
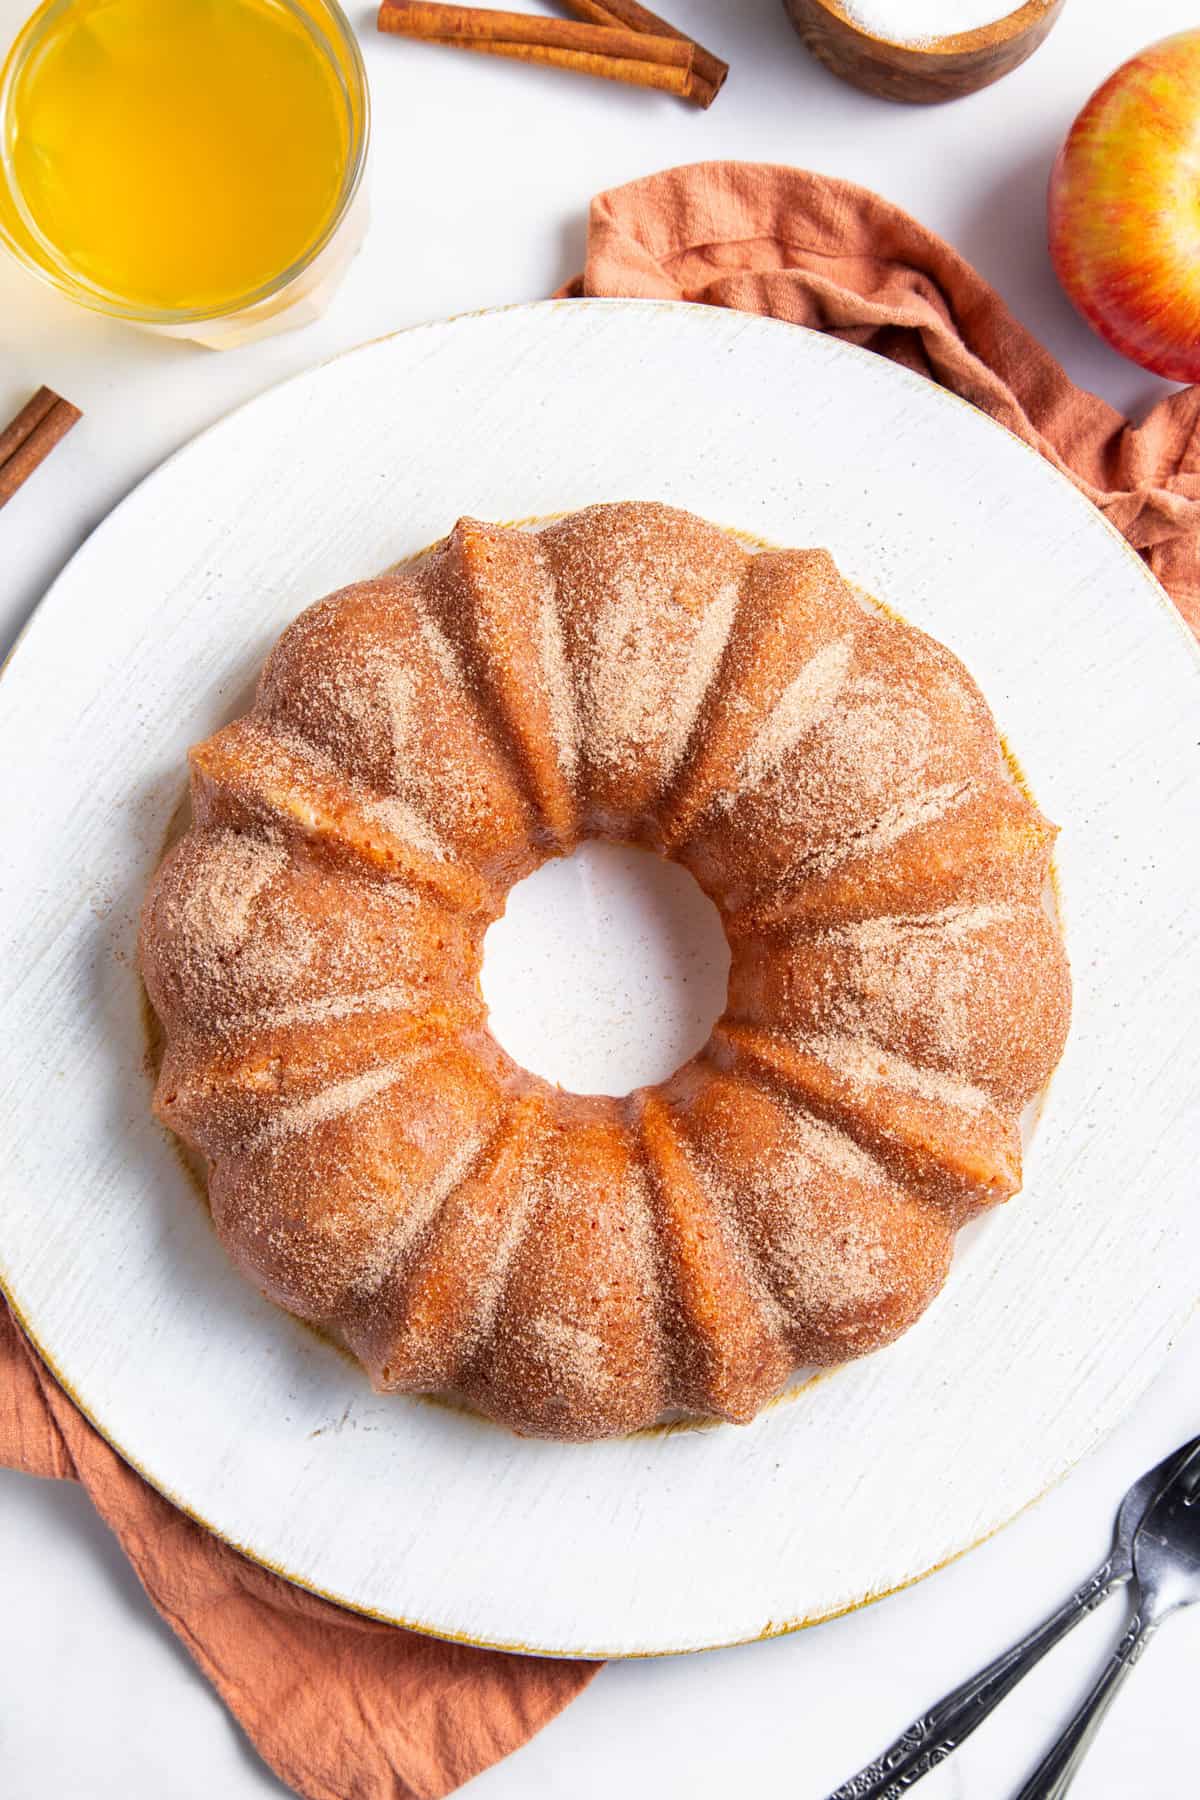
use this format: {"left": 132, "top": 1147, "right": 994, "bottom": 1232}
{"left": 377, "top": 1, "right": 697, "bottom": 99}
{"left": 562, "top": 0, "right": 727, "bottom": 105}
{"left": 0, "top": 387, "right": 81, "bottom": 511}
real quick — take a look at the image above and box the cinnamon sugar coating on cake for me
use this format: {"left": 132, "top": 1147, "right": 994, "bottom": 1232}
{"left": 141, "top": 501, "right": 1071, "bottom": 1442}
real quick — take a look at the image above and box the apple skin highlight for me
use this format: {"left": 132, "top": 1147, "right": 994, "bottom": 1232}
{"left": 1049, "top": 29, "right": 1200, "bottom": 383}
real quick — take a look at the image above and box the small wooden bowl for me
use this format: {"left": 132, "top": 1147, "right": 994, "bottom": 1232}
{"left": 782, "top": 0, "right": 1066, "bottom": 103}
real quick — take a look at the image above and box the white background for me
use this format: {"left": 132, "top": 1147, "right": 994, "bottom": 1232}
{"left": 2, "top": 2, "right": 1198, "bottom": 1796}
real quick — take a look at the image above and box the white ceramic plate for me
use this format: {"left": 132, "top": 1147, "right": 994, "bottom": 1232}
{"left": 1, "top": 301, "right": 1198, "bottom": 1658}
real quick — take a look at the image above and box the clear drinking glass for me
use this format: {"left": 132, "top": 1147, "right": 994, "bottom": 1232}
{"left": 0, "top": 0, "right": 370, "bottom": 347}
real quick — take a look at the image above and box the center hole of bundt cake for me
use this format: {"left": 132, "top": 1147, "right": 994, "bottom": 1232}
{"left": 481, "top": 842, "right": 730, "bottom": 1097}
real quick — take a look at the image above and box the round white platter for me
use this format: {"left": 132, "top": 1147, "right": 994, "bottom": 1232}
{"left": 1, "top": 300, "right": 1198, "bottom": 1659}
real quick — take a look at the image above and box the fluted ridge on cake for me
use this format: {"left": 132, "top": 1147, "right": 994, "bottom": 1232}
{"left": 726, "top": 900, "right": 1071, "bottom": 1110}
{"left": 718, "top": 1022, "right": 1022, "bottom": 1218}
{"left": 421, "top": 521, "right": 582, "bottom": 853}
{"left": 467, "top": 1101, "right": 670, "bottom": 1440}
{"left": 652, "top": 1059, "right": 955, "bottom": 1366}
{"left": 538, "top": 502, "right": 751, "bottom": 841}
{"left": 209, "top": 1032, "right": 510, "bottom": 1328}
{"left": 188, "top": 718, "right": 491, "bottom": 910}
{"left": 252, "top": 571, "right": 539, "bottom": 891}
{"left": 658, "top": 547, "right": 861, "bottom": 851}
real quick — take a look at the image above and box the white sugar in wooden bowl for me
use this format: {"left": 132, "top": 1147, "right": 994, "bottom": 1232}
{"left": 846, "top": 0, "right": 1038, "bottom": 33}
{"left": 783, "top": 0, "right": 1066, "bottom": 103}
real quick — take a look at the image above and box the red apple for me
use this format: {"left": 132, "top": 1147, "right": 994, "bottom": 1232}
{"left": 1049, "top": 31, "right": 1200, "bottom": 381}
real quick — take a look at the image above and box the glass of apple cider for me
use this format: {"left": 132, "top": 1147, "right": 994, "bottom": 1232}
{"left": 0, "top": 0, "right": 369, "bottom": 346}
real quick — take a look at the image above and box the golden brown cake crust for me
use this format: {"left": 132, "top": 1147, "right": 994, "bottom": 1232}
{"left": 140, "top": 502, "right": 1072, "bottom": 1442}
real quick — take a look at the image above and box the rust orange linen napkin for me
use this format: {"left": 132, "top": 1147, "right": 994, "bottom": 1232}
{"left": 563, "top": 161, "right": 1200, "bottom": 636}
{"left": 4, "top": 157, "right": 1200, "bottom": 1800}
{"left": 0, "top": 1302, "right": 596, "bottom": 1799}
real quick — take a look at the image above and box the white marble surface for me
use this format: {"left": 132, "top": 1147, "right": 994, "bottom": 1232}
{"left": 2, "top": 1, "right": 1197, "bottom": 1794}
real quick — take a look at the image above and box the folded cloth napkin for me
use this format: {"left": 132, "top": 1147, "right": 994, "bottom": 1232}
{"left": 0, "top": 1303, "right": 597, "bottom": 1792}
{"left": 0, "top": 1299, "right": 596, "bottom": 1800}
{"left": 562, "top": 161, "right": 1200, "bottom": 635}
{"left": 4, "top": 157, "right": 1199, "bottom": 1800}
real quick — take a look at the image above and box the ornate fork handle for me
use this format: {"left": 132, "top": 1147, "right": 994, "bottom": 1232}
{"left": 826, "top": 1561, "right": 1120, "bottom": 1800}
{"left": 1012, "top": 1609, "right": 1160, "bottom": 1800}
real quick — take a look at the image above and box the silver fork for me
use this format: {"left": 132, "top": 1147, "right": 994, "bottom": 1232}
{"left": 1014, "top": 1435, "right": 1200, "bottom": 1799}
{"left": 826, "top": 1435, "right": 1200, "bottom": 1800}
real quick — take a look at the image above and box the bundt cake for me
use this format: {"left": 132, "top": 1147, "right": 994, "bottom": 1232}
{"left": 140, "top": 501, "right": 1071, "bottom": 1442}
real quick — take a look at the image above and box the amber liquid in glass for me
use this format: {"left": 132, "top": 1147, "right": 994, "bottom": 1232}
{"left": 4, "top": 0, "right": 352, "bottom": 313}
